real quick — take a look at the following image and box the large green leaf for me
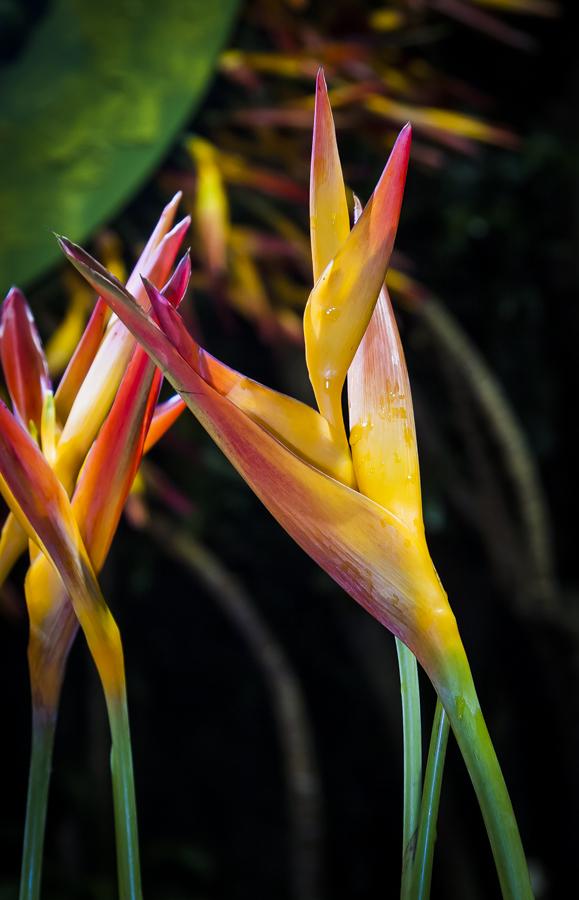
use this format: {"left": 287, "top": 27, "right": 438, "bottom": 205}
{"left": 0, "top": 0, "right": 238, "bottom": 290}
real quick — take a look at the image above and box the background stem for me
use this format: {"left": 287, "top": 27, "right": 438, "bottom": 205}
{"left": 410, "top": 699, "right": 450, "bottom": 899}
{"left": 19, "top": 707, "right": 57, "bottom": 900}
{"left": 396, "top": 639, "right": 422, "bottom": 899}
{"left": 106, "top": 692, "right": 143, "bottom": 900}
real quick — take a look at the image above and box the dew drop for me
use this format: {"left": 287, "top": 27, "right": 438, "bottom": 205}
{"left": 350, "top": 425, "right": 363, "bottom": 447}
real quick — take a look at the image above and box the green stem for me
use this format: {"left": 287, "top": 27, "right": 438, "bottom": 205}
{"left": 106, "top": 691, "right": 143, "bottom": 900}
{"left": 396, "top": 638, "right": 422, "bottom": 899}
{"left": 432, "top": 642, "right": 533, "bottom": 900}
{"left": 410, "top": 699, "right": 450, "bottom": 900}
{"left": 19, "top": 707, "right": 57, "bottom": 900}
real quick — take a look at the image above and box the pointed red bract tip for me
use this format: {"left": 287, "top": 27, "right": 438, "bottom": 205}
{"left": 165, "top": 215, "right": 191, "bottom": 244}
{"left": 140, "top": 276, "right": 201, "bottom": 370}
{"left": 393, "top": 122, "right": 412, "bottom": 160}
{"left": 162, "top": 252, "right": 191, "bottom": 309}
{"left": 391, "top": 123, "right": 412, "bottom": 176}
{"left": 315, "top": 67, "right": 327, "bottom": 95}
{"left": 365, "top": 123, "right": 412, "bottom": 246}
{"left": 399, "top": 122, "right": 412, "bottom": 148}
{"left": 5, "top": 286, "right": 24, "bottom": 306}
{"left": 0, "top": 286, "right": 51, "bottom": 431}
{"left": 141, "top": 276, "right": 169, "bottom": 324}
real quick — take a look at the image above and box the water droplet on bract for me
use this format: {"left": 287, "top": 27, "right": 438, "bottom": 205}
{"left": 350, "top": 425, "right": 363, "bottom": 447}
{"left": 325, "top": 306, "right": 340, "bottom": 321}
{"left": 456, "top": 697, "right": 465, "bottom": 721}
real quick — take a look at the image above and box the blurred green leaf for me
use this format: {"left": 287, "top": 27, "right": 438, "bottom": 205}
{"left": 0, "top": 0, "right": 238, "bottom": 289}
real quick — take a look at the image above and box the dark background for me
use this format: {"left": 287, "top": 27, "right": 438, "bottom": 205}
{"left": 1, "top": 1, "right": 578, "bottom": 898}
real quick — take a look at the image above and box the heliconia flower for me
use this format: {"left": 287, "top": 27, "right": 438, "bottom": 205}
{"left": 0, "top": 212, "right": 190, "bottom": 900}
{"left": 61, "top": 123, "right": 444, "bottom": 670}
{"left": 0, "top": 194, "right": 190, "bottom": 591}
{"left": 61, "top": 72, "right": 532, "bottom": 897}
{"left": 16, "top": 252, "right": 190, "bottom": 712}
{"left": 0, "top": 395, "right": 141, "bottom": 895}
{"left": 60, "top": 97, "right": 442, "bottom": 673}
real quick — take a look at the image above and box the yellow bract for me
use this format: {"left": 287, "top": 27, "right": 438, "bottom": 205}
{"left": 348, "top": 287, "right": 422, "bottom": 532}
{"left": 309, "top": 70, "right": 350, "bottom": 283}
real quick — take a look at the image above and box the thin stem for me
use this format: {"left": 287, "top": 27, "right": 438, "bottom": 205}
{"left": 106, "top": 691, "right": 143, "bottom": 900}
{"left": 432, "top": 642, "right": 533, "bottom": 900}
{"left": 19, "top": 707, "right": 57, "bottom": 900}
{"left": 410, "top": 699, "right": 450, "bottom": 900}
{"left": 396, "top": 638, "right": 422, "bottom": 899}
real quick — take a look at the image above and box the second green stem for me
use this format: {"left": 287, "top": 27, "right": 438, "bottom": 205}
{"left": 410, "top": 700, "right": 450, "bottom": 900}
{"left": 396, "top": 638, "right": 422, "bottom": 897}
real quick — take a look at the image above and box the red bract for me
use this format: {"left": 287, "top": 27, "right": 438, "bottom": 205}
{"left": 0, "top": 287, "right": 51, "bottom": 433}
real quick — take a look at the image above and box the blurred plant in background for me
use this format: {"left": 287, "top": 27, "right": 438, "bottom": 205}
{"left": 0, "top": 0, "right": 238, "bottom": 287}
